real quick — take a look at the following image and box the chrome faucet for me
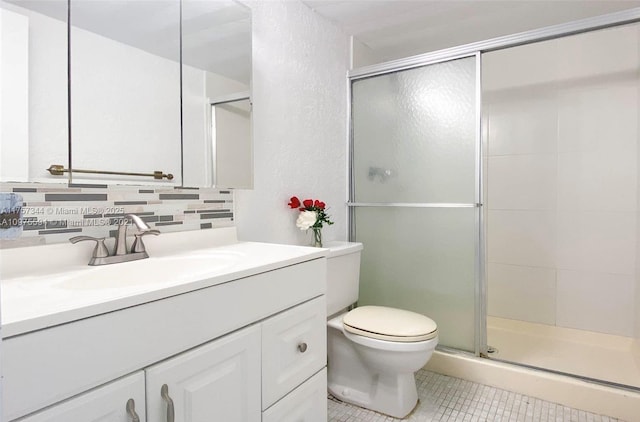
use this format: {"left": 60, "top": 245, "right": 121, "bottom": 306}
{"left": 70, "top": 214, "right": 160, "bottom": 266}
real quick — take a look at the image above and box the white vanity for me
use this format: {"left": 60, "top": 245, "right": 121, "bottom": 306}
{"left": 0, "top": 228, "right": 328, "bottom": 422}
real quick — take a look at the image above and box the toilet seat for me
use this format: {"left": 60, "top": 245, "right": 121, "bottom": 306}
{"left": 343, "top": 306, "right": 438, "bottom": 342}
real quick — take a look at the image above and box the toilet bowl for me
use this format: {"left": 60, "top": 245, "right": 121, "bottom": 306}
{"left": 325, "top": 242, "right": 439, "bottom": 419}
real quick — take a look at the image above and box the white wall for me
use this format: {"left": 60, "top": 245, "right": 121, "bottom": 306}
{"left": 235, "top": 0, "right": 350, "bottom": 245}
{"left": 0, "top": 8, "right": 29, "bottom": 182}
{"left": 485, "top": 24, "right": 640, "bottom": 337}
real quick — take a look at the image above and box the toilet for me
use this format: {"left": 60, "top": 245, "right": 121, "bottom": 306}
{"left": 325, "top": 241, "right": 438, "bottom": 419}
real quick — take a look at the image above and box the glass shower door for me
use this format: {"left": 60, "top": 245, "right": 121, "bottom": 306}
{"left": 350, "top": 56, "right": 480, "bottom": 352}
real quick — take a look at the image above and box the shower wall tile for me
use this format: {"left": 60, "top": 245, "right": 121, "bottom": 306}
{"left": 556, "top": 24, "right": 639, "bottom": 81}
{"left": 482, "top": 38, "right": 559, "bottom": 92}
{"left": 557, "top": 151, "right": 637, "bottom": 212}
{"left": 487, "top": 154, "right": 557, "bottom": 210}
{"left": 557, "top": 81, "right": 638, "bottom": 155}
{"left": 484, "top": 24, "right": 640, "bottom": 336}
{"left": 556, "top": 269, "right": 635, "bottom": 336}
{"left": 487, "top": 210, "right": 556, "bottom": 268}
{"left": 0, "top": 182, "right": 234, "bottom": 248}
{"left": 487, "top": 263, "right": 556, "bottom": 325}
{"left": 556, "top": 211, "right": 636, "bottom": 276}
{"left": 484, "top": 93, "right": 558, "bottom": 157}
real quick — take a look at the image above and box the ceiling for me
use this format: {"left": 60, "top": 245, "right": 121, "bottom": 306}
{"left": 301, "top": 0, "right": 640, "bottom": 65}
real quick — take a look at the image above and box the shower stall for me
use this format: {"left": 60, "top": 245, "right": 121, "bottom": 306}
{"left": 349, "top": 10, "right": 640, "bottom": 391}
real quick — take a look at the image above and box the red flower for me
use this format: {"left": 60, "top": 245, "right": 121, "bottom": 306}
{"left": 287, "top": 194, "right": 334, "bottom": 229}
{"left": 288, "top": 196, "right": 301, "bottom": 209}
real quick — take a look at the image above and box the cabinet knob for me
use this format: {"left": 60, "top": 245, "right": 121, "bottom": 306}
{"left": 297, "top": 342, "right": 308, "bottom": 353}
{"left": 126, "top": 398, "right": 140, "bottom": 422}
{"left": 161, "top": 384, "right": 175, "bottom": 422}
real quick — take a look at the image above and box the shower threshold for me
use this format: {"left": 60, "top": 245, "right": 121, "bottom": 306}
{"left": 486, "top": 316, "right": 640, "bottom": 390}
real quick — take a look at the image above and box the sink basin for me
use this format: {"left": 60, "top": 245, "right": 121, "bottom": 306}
{"left": 57, "top": 250, "right": 244, "bottom": 290}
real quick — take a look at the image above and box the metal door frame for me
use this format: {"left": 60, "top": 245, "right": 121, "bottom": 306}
{"left": 347, "top": 7, "right": 640, "bottom": 357}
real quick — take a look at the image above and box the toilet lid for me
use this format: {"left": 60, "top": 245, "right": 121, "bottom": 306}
{"left": 343, "top": 306, "right": 438, "bottom": 342}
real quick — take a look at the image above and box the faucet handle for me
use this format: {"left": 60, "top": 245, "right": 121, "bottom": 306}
{"left": 131, "top": 230, "right": 160, "bottom": 254}
{"left": 69, "top": 236, "right": 109, "bottom": 258}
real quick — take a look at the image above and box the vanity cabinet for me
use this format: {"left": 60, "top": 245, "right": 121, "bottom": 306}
{"left": 262, "top": 369, "right": 327, "bottom": 422}
{"left": 4, "top": 257, "right": 327, "bottom": 422}
{"left": 262, "top": 296, "right": 326, "bottom": 409}
{"left": 16, "top": 373, "right": 145, "bottom": 422}
{"left": 146, "top": 325, "right": 261, "bottom": 422}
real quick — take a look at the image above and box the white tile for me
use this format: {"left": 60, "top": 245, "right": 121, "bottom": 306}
{"left": 557, "top": 24, "right": 639, "bottom": 81}
{"left": 328, "top": 369, "right": 622, "bottom": 421}
{"left": 557, "top": 151, "right": 637, "bottom": 212}
{"left": 487, "top": 154, "right": 557, "bottom": 210}
{"left": 485, "top": 93, "right": 558, "bottom": 157}
{"left": 556, "top": 269, "right": 635, "bottom": 336}
{"left": 557, "top": 81, "right": 638, "bottom": 155}
{"left": 487, "top": 263, "right": 556, "bottom": 325}
{"left": 557, "top": 211, "right": 636, "bottom": 275}
{"left": 483, "top": 40, "right": 559, "bottom": 92}
{"left": 487, "top": 210, "right": 556, "bottom": 268}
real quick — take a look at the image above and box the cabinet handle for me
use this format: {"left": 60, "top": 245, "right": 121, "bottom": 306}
{"left": 298, "top": 342, "right": 308, "bottom": 353}
{"left": 126, "top": 398, "right": 140, "bottom": 422}
{"left": 161, "top": 384, "right": 175, "bottom": 422}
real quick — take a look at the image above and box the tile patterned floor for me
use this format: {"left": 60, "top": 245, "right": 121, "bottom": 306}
{"left": 327, "top": 370, "right": 623, "bottom": 422}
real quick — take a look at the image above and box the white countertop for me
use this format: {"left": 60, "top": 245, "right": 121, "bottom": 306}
{"left": 1, "top": 229, "right": 327, "bottom": 338}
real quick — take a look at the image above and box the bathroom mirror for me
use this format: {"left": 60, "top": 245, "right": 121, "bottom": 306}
{"left": 69, "top": 0, "right": 182, "bottom": 185}
{"left": 0, "top": 0, "right": 252, "bottom": 187}
{"left": 0, "top": 0, "right": 69, "bottom": 183}
{"left": 181, "top": 0, "right": 252, "bottom": 188}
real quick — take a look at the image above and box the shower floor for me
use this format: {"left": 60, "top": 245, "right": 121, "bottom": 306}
{"left": 486, "top": 316, "right": 640, "bottom": 389}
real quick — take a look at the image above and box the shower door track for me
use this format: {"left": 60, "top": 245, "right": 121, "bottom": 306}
{"left": 347, "top": 203, "right": 480, "bottom": 208}
{"left": 348, "top": 7, "right": 640, "bottom": 80}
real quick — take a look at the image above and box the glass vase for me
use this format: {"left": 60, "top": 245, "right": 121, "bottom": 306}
{"left": 311, "top": 227, "right": 323, "bottom": 248}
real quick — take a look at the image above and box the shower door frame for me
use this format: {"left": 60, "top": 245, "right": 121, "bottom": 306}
{"left": 347, "top": 6, "right": 640, "bottom": 358}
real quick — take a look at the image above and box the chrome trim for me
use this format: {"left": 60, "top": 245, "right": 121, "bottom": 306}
{"left": 349, "top": 7, "right": 640, "bottom": 80}
{"left": 210, "top": 91, "right": 251, "bottom": 105}
{"left": 179, "top": 0, "right": 184, "bottom": 185}
{"left": 66, "top": 0, "right": 72, "bottom": 184}
{"left": 348, "top": 76, "right": 356, "bottom": 241}
{"left": 474, "top": 52, "right": 488, "bottom": 357}
{"left": 352, "top": 52, "right": 477, "bottom": 81}
{"left": 348, "top": 202, "right": 480, "bottom": 208}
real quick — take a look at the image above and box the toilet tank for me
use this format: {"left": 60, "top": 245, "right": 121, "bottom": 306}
{"left": 325, "top": 241, "right": 363, "bottom": 317}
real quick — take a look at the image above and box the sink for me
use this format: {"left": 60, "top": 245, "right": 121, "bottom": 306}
{"left": 57, "top": 250, "right": 244, "bottom": 290}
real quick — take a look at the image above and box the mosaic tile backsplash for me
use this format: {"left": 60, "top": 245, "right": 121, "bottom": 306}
{"left": 0, "top": 182, "right": 234, "bottom": 248}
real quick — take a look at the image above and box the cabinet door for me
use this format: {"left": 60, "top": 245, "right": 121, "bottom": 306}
{"left": 16, "top": 372, "right": 145, "bottom": 422}
{"left": 146, "top": 324, "right": 261, "bottom": 422}
{"left": 262, "top": 368, "right": 327, "bottom": 422}
{"left": 262, "top": 296, "right": 326, "bottom": 409}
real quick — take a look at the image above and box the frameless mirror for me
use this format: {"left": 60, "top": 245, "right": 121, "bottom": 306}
{"left": 69, "top": 0, "right": 182, "bottom": 185}
{"left": 0, "top": 0, "right": 252, "bottom": 187}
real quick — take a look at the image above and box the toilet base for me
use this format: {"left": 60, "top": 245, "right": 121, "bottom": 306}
{"left": 328, "top": 372, "right": 418, "bottom": 419}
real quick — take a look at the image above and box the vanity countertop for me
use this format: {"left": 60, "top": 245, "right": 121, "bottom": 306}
{"left": 0, "top": 230, "right": 327, "bottom": 338}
